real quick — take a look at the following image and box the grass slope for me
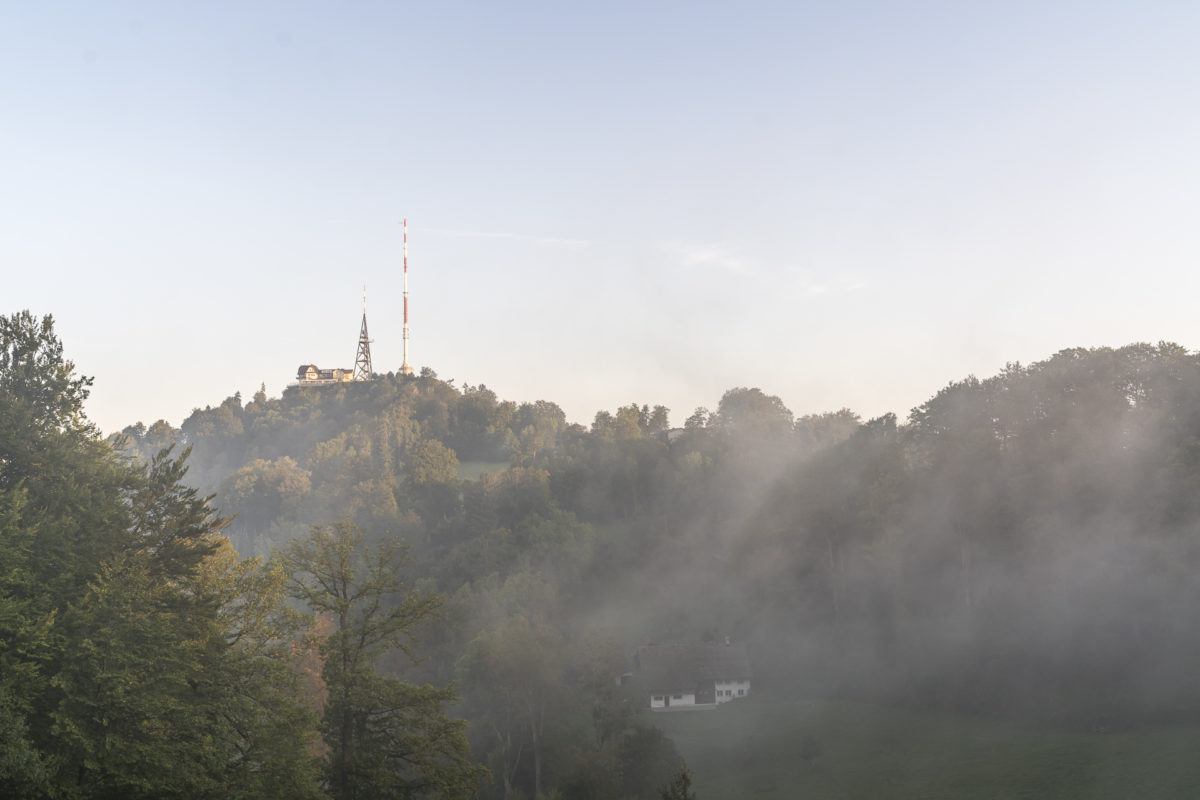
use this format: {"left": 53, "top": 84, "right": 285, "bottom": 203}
{"left": 653, "top": 693, "right": 1200, "bottom": 799}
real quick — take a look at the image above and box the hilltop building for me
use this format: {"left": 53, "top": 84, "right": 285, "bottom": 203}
{"left": 295, "top": 364, "right": 356, "bottom": 385}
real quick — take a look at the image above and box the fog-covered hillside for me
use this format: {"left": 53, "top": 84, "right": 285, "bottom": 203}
{"left": 10, "top": 308, "right": 1200, "bottom": 799}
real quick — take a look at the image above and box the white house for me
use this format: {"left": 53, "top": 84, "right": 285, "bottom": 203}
{"left": 634, "top": 641, "right": 752, "bottom": 711}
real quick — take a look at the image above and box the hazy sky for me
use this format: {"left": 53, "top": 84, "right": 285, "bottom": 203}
{"left": 5, "top": 1, "right": 1200, "bottom": 434}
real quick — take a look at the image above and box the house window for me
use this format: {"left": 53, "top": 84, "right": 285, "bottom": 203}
{"left": 672, "top": 695, "right": 682, "bottom": 700}
{"left": 738, "top": 689, "right": 745, "bottom": 696}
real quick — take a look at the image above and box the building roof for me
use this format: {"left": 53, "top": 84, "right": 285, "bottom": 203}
{"left": 297, "top": 364, "right": 319, "bottom": 377}
{"left": 634, "top": 642, "right": 752, "bottom": 695}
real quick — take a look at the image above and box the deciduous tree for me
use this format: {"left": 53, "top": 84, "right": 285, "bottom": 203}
{"left": 282, "top": 522, "right": 483, "bottom": 799}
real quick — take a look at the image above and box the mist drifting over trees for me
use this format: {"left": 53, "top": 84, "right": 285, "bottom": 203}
{"left": 10, "top": 309, "right": 1200, "bottom": 797}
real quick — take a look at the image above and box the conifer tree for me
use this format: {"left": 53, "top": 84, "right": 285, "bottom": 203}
{"left": 0, "top": 311, "right": 322, "bottom": 799}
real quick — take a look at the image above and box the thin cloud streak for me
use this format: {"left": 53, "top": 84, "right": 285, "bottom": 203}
{"left": 797, "top": 276, "right": 868, "bottom": 297}
{"left": 664, "top": 242, "right": 750, "bottom": 275}
{"left": 663, "top": 242, "right": 869, "bottom": 298}
{"left": 422, "top": 228, "right": 590, "bottom": 247}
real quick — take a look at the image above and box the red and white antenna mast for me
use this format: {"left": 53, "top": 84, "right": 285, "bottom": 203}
{"left": 399, "top": 217, "right": 414, "bottom": 376}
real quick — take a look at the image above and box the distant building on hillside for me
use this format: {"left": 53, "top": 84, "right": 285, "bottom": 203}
{"left": 633, "top": 640, "right": 752, "bottom": 711}
{"left": 295, "top": 364, "right": 355, "bottom": 385}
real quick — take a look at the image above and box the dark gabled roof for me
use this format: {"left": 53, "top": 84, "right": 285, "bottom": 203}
{"left": 297, "top": 364, "right": 319, "bottom": 377}
{"left": 635, "top": 642, "right": 752, "bottom": 695}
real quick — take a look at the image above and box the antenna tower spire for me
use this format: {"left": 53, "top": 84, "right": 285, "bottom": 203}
{"left": 399, "top": 217, "right": 414, "bottom": 376}
{"left": 354, "top": 284, "right": 374, "bottom": 380}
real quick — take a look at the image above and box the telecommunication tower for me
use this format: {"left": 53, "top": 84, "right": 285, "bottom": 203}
{"left": 399, "top": 218, "right": 414, "bottom": 376}
{"left": 354, "top": 285, "right": 374, "bottom": 380}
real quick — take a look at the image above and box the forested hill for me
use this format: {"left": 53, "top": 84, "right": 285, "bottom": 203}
{"left": 120, "top": 370, "right": 861, "bottom": 561}
{"left": 123, "top": 340, "right": 1200, "bottom": 728}
{"left": 12, "top": 307, "right": 1200, "bottom": 799}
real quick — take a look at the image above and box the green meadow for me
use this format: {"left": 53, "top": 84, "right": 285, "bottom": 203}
{"left": 655, "top": 693, "right": 1200, "bottom": 799}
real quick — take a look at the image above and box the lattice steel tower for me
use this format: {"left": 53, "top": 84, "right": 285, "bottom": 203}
{"left": 354, "top": 286, "right": 374, "bottom": 380}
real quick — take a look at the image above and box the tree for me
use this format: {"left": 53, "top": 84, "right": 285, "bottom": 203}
{"left": 659, "top": 764, "right": 697, "bottom": 800}
{"left": 405, "top": 439, "right": 461, "bottom": 523}
{"left": 712, "top": 387, "right": 793, "bottom": 437}
{"left": 221, "top": 457, "right": 313, "bottom": 533}
{"left": 0, "top": 310, "right": 93, "bottom": 437}
{"left": 48, "top": 445, "right": 322, "bottom": 800}
{"left": 613, "top": 405, "right": 644, "bottom": 441}
{"left": 0, "top": 312, "right": 145, "bottom": 795}
{"left": 51, "top": 551, "right": 229, "bottom": 798}
{"left": 406, "top": 440, "right": 459, "bottom": 488}
{"left": 0, "top": 489, "right": 53, "bottom": 798}
{"left": 511, "top": 401, "right": 566, "bottom": 465}
{"left": 192, "top": 540, "right": 324, "bottom": 800}
{"left": 281, "top": 522, "right": 484, "bottom": 799}
{"left": 0, "top": 311, "right": 323, "bottom": 799}
{"left": 616, "top": 725, "right": 686, "bottom": 799}
{"left": 647, "top": 405, "right": 670, "bottom": 434}
{"left": 458, "top": 616, "right": 572, "bottom": 800}
{"left": 794, "top": 408, "right": 861, "bottom": 453}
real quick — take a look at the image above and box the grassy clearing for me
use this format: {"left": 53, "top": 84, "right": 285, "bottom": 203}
{"left": 456, "top": 460, "right": 510, "bottom": 481}
{"left": 652, "top": 693, "right": 1200, "bottom": 799}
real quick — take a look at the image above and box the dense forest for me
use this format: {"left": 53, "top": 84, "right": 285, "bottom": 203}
{"left": 8, "top": 309, "right": 1200, "bottom": 798}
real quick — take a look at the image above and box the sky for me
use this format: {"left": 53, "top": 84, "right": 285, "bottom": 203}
{"left": 4, "top": 1, "right": 1200, "bottom": 435}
